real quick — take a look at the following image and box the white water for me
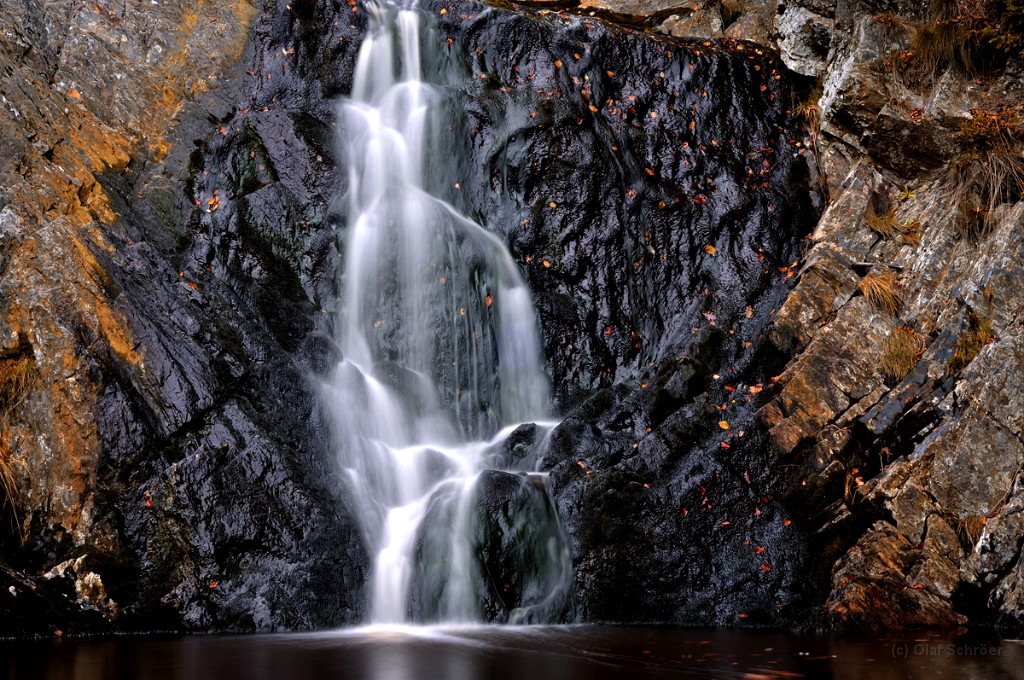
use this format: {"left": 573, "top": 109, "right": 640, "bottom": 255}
{"left": 324, "top": 2, "right": 566, "bottom": 624}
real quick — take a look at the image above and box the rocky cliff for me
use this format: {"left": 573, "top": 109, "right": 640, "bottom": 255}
{"left": 1, "top": 0, "right": 1022, "bottom": 635}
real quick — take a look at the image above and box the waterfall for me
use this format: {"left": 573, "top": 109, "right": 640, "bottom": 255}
{"left": 324, "top": 1, "right": 571, "bottom": 624}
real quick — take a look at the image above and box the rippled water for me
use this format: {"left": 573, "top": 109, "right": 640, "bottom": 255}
{"left": 4, "top": 627, "right": 1022, "bottom": 680}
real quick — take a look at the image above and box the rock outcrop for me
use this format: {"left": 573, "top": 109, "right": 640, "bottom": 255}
{"left": 758, "top": 0, "right": 1024, "bottom": 630}
{"left": 2, "top": 0, "right": 1023, "bottom": 635}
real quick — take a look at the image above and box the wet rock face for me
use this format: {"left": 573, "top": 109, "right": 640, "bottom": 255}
{"left": 2, "top": 0, "right": 819, "bottom": 632}
{"left": 427, "top": 7, "right": 818, "bottom": 623}
{"left": 439, "top": 8, "right": 812, "bottom": 409}
{"left": 0, "top": 0, "right": 370, "bottom": 635}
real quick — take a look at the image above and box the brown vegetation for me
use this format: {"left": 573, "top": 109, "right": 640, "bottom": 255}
{"left": 881, "top": 326, "right": 927, "bottom": 384}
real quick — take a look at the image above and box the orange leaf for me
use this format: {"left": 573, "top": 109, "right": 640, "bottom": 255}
{"left": 718, "top": 420, "right": 730, "bottom": 430}
{"left": 704, "top": 244, "right": 717, "bottom": 255}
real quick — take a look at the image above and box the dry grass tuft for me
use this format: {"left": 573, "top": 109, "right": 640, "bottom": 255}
{"left": 0, "top": 342, "right": 38, "bottom": 514}
{"left": 859, "top": 271, "right": 904, "bottom": 315}
{"left": 956, "top": 514, "right": 988, "bottom": 550}
{"left": 947, "top": 107, "right": 1024, "bottom": 240}
{"left": 947, "top": 310, "right": 996, "bottom": 373}
{"left": 881, "top": 326, "right": 927, "bottom": 384}
{"left": 867, "top": 205, "right": 903, "bottom": 239}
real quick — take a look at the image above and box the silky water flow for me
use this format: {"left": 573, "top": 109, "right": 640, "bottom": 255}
{"left": 323, "top": 2, "right": 572, "bottom": 624}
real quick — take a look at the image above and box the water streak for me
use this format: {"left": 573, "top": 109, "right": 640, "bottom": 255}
{"left": 325, "top": 1, "right": 570, "bottom": 624}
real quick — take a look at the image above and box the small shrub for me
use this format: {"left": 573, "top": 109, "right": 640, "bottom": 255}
{"left": 977, "top": 0, "right": 1024, "bottom": 58}
{"left": 947, "top": 310, "right": 996, "bottom": 373}
{"left": 958, "top": 106, "right": 1024, "bottom": 150}
{"left": 881, "top": 326, "right": 927, "bottom": 383}
{"left": 859, "top": 270, "right": 904, "bottom": 315}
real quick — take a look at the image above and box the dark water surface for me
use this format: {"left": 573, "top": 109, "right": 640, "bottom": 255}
{"left": 3, "top": 625, "right": 1022, "bottom": 679}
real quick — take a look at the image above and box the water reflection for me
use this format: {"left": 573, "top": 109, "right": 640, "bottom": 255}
{"left": 4, "top": 626, "right": 1023, "bottom": 680}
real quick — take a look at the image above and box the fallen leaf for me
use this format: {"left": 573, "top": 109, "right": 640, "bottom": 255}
{"left": 704, "top": 244, "right": 717, "bottom": 255}
{"left": 718, "top": 420, "right": 730, "bottom": 430}
{"left": 485, "top": 295, "right": 493, "bottom": 307}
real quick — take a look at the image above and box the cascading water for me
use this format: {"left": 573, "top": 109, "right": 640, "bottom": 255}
{"left": 323, "top": 1, "right": 571, "bottom": 624}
